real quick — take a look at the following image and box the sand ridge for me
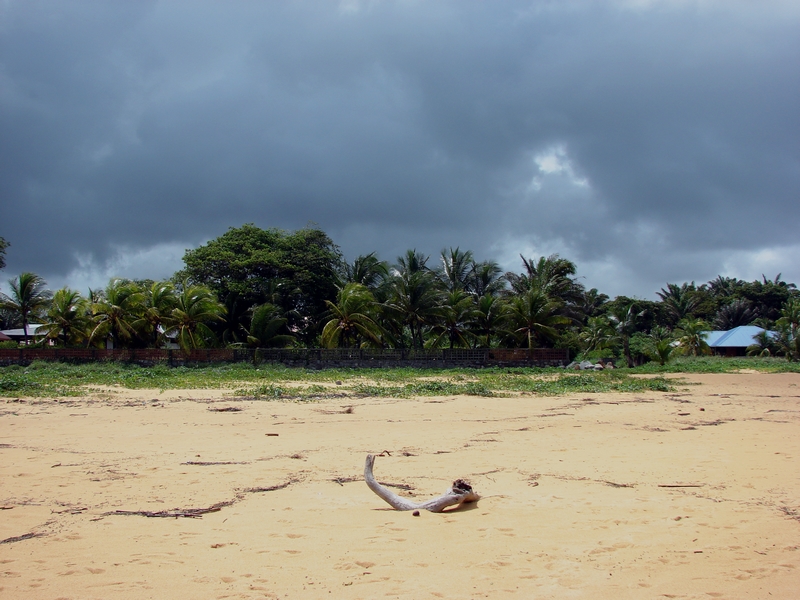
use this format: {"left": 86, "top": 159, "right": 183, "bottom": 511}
{"left": 1, "top": 373, "right": 799, "bottom": 598}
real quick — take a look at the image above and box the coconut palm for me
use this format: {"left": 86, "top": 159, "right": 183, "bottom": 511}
{"left": 393, "top": 249, "right": 431, "bottom": 277}
{"left": 577, "top": 288, "right": 610, "bottom": 322}
{"left": 470, "top": 294, "right": 509, "bottom": 348}
{"left": 342, "top": 253, "right": 389, "bottom": 290}
{"left": 579, "top": 316, "right": 614, "bottom": 354}
{"left": 170, "top": 283, "right": 226, "bottom": 351}
{"left": 774, "top": 299, "right": 800, "bottom": 361}
{"left": 321, "top": 283, "right": 383, "bottom": 348}
{"left": 437, "top": 247, "right": 474, "bottom": 293}
{"left": 134, "top": 281, "right": 178, "bottom": 348}
{"left": 246, "top": 303, "right": 295, "bottom": 348}
{"left": 89, "top": 279, "right": 145, "bottom": 348}
{"left": 713, "top": 299, "right": 757, "bottom": 330}
{"left": 657, "top": 283, "right": 701, "bottom": 327}
{"left": 746, "top": 330, "right": 775, "bottom": 357}
{"left": 40, "top": 288, "right": 89, "bottom": 347}
{"left": 507, "top": 254, "right": 582, "bottom": 303}
{"left": 651, "top": 338, "right": 676, "bottom": 365}
{"left": 675, "top": 317, "right": 711, "bottom": 356}
{"left": 0, "top": 272, "right": 52, "bottom": 345}
{"left": 776, "top": 298, "right": 800, "bottom": 336}
{"left": 429, "top": 290, "right": 477, "bottom": 349}
{"left": 607, "top": 303, "right": 646, "bottom": 367}
{"left": 465, "top": 261, "right": 506, "bottom": 298}
{"left": 384, "top": 268, "right": 444, "bottom": 349}
{"left": 505, "top": 289, "right": 570, "bottom": 350}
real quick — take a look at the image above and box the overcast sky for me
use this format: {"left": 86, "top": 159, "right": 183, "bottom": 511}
{"left": 1, "top": 0, "right": 798, "bottom": 299}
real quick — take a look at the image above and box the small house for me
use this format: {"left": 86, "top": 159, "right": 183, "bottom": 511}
{"left": 704, "top": 326, "right": 776, "bottom": 357}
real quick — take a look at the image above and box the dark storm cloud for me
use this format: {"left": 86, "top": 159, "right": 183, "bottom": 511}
{"left": 1, "top": 1, "right": 798, "bottom": 296}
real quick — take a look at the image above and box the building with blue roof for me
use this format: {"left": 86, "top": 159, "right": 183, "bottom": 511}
{"left": 703, "top": 326, "right": 776, "bottom": 356}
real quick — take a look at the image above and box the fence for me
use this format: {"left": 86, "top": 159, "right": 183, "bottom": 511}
{"left": 0, "top": 347, "right": 569, "bottom": 368}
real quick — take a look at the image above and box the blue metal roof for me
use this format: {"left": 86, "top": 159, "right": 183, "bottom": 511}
{"left": 704, "top": 326, "right": 775, "bottom": 348}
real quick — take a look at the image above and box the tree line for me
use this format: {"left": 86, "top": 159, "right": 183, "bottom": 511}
{"left": 1, "top": 226, "right": 798, "bottom": 362}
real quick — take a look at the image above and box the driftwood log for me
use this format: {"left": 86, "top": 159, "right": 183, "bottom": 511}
{"left": 364, "top": 454, "right": 479, "bottom": 513}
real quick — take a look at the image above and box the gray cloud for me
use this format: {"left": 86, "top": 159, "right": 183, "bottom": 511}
{"left": 1, "top": 0, "right": 798, "bottom": 297}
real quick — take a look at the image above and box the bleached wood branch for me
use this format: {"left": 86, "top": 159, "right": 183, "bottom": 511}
{"left": 364, "top": 454, "right": 480, "bottom": 513}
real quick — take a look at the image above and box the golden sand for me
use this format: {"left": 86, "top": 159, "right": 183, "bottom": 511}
{"left": 1, "top": 373, "right": 799, "bottom": 599}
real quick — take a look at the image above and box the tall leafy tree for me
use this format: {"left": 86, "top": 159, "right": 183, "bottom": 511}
{"left": 178, "top": 224, "right": 341, "bottom": 341}
{"left": 40, "top": 288, "right": 89, "bottom": 347}
{"left": 0, "top": 272, "right": 52, "bottom": 345}
{"left": 735, "top": 275, "right": 797, "bottom": 324}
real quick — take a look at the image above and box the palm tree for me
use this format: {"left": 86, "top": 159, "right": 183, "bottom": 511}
{"left": 134, "top": 281, "right": 178, "bottom": 348}
{"left": 505, "top": 289, "right": 569, "bottom": 350}
{"left": 470, "top": 294, "right": 509, "bottom": 348}
{"left": 321, "top": 283, "right": 383, "bottom": 348}
{"left": 607, "top": 303, "right": 646, "bottom": 367}
{"left": 0, "top": 272, "right": 52, "bottom": 345}
{"left": 384, "top": 268, "right": 444, "bottom": 349}
{"left": 774, "top": 299, "right": 800, "bottom": 361}
{"left": 393, "top": 249, "right": 431, "bottom": 277}
{"left": 89, "top": 279, "right": 145, "bottom": 348}
{"left": 465, "top": 261, "right": 506, "bottom": 298}
{"left": 40, "top": 288, "right": 89, "bottom": 347}
{"left": 707, "top": 275, "right": 743, "bottom": 299}
{"left": 713, "top": 299, "right": 757, "bottom": 330}
{"left": 437, "top": 247, "right": 474, "bottom": 293}
{"left": 429, "top": 290, "right": 477, "bottom": 349}
{"left": 579, "top": 316, "right": 614, "bottom": 354}
{"left": 246, "top": 303, "right": 295, "bottom": 348}
{"left": 675, "top": 317, "right": 711, "bottom": 356}
{"left": 746, "top": 330, "right": 775, "bottom": 357}
{"left": 507, "top": 254, "right": 582, "bottom": 303}
{"left": 651, "top": 338, "right": 676, "bottom": 365}
{"left": 342, "top": 253, "right": 389, "bottom": 290}
{"left": 657, "top": 283, "right": 701, "bottom": 327}
{"left": 776, "top": 298, "right": 800, "bottom": 336}
{"left": 170, "top": 283, "right": 226, "bottom": 351}
{"left": 577, "top": 288, "right": 609, "bottom": 322}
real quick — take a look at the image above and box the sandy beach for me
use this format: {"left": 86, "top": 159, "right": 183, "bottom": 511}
{"left": 1, "top": 372, "right": 799, "bottom": 599}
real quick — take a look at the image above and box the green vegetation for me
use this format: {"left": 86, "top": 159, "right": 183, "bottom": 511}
{"left": 630, "top": 355, "right": 800, "bottom": 374}
{"left": 0, "top": 360, "right": 674, "bottom": 399}
{"left": 1, "top": 223, "right": 799, "bottom": 365}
